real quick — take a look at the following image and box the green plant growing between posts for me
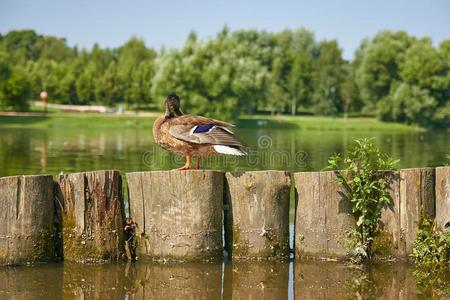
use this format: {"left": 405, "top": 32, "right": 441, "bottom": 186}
{"left": 325, "top": 138, "right": 398, "bottom": 262}
{"left": 411, "top": 218, "right": 450, "bottom": 268}
{"left": 411, "top": 218, "right": 450, "bottom": 297}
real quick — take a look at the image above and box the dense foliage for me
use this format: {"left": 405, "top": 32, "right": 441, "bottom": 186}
{"left": 411, "top": 218, "right": 450, "bottom": 297}
{"left": 412, "top": 218, "right": 450, "bottom": 268}
{"left": 326, "top": 138, "right": 398, "bottom": 261}
{"left": 0, "top": 28, "right": 448, "bottom": 126}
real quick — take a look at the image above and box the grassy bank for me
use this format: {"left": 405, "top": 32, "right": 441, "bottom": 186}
{"left": 238, "top": 115, "right": 417, "bottom": 131}
{"left": 0, "top": 113, "right": 156, "bottom": 129}
{"left": 0, "top": 112, "right": 417, "bottom": 131}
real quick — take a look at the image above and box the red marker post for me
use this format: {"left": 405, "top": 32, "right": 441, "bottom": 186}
{"left": 40, "top": 90, "right": 48, "bottom": 114}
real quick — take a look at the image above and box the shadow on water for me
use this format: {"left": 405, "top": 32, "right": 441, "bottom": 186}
{"left": 0, "top": 260, "right": 449, "bottom": 299}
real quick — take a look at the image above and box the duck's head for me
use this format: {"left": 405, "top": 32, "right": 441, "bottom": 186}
{"left": 165, "top": 94, "right": 183, "bottom": 118}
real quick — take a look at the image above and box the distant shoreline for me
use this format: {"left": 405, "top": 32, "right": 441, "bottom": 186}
{"left": 0, "top": 112, "right": 421, "bottom": 132}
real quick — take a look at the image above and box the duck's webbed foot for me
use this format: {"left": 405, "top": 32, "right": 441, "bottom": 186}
{"left": 176, "top": 154, "right": 191, "bottom": 171}
{"left": 176, "top": 165, "right": 190, "bottom": 171}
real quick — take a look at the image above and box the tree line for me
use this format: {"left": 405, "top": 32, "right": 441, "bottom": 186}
{"left": 0, "top": 28, "right": 448, "bottom": 127}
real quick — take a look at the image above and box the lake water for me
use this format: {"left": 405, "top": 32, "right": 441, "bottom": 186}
{"left": 0, "top": 125, "right": 449, "bottom": 299}
{"left": 0, "top": 260, "right": 448, "bottom": 299}
{"left": 0, "top": 127, "right": 448, "bottom": 176}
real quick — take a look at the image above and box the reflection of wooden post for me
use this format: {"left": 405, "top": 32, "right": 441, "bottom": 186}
{"left": 294, "top": 261, "right": 355, "bottom": 299}
{"left": 133, "top": 263, "right": 222, "bottom": 299}
{"left": 126, "top": 170, "right": 224, "bottom": 262}
{"left": 0, "top": 175, "right": 57, "bottom": 266}
{"left": 63, "top": 263, "right": 128, "bottom": 299}
{"left": 0, "top": 259, "right": 63, "bottom": 298}
{"left": 224, "top": 171, "right": 291, "bottom": 260}
{"left": 294, "top": 261, "right": 417, "bottom": 299}
{"left": 229, "top": 261, "right": 289, "bottom": 299}
{"left": 57, "top": 170, "right": 125, "bottom": 263}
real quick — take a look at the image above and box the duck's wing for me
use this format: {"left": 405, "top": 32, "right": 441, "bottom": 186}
{"left": 168, "top": 115, "right": 247, "bottom": 147}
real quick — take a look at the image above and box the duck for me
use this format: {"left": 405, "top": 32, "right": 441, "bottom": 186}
{"left": 153, "top": 94, "right": 248, "bottom": 170}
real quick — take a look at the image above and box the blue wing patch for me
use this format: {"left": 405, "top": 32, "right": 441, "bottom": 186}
{"left": 193, "top": 124, "right": 214, "bottom": 133}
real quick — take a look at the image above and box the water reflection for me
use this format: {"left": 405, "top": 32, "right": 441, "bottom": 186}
{"left": 294, "top": 261, "right": 420, "bottom": 299}
{"left": 223, "top": 261, "right": 289, "bottom": 299}
{"left": 0, "top": 263, "right": 63, "bottom": 299}
{"left": 129, "top": 263, "right": 222, "bottom": 300}
{"left": 0, "top": 127, "right": 449, "bottom": 177}
{"left": 1, "top": 261, "right": 448, "bottom": 299}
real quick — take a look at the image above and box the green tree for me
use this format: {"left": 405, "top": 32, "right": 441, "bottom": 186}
{"left": 0, "top": 49, "right": 11, "bottom": 109}
{"left": 356, "top": 31, "right": 415, "bottom": 113}
{"left": 380, "top": 83, "right": 436, "bottom": 127}
{"left": 1, "top": 67, "right": 31, "bottom": 111}
{"left": 286, "top": 29, "right": 315, "bottom": 115}
{"left": 76, "top": 64, "right": 96, "bottom": 104}
{"left": 268, "top": 56, "right": 287, "bottom": 115}
{"left": 311, "top": 40, "right": 345, "bottom": 116}
{"left": 116, "top": 38, "right": 156, "bottom": 107}
{"left": 377, "top": 38, "right": 449, "bottom": 127}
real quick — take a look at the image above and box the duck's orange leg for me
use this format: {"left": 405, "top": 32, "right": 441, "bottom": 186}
{"left": 195, "top": 158, "right": 201, "bottom": 170}
{"left": 176, "top": 153, "right": 191, "bottom": 171}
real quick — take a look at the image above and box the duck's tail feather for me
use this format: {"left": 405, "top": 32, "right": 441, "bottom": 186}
{"left": 213, "top": 145, "right": 247, "bottom": 156}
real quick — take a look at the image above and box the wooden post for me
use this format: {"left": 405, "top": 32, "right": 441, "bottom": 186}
{"left": 126, "top": 170, "right": 223, "bottom": 262}
{"left": 224, "top": 171, "right": 290, "bottom": 260}
{"left": 294, "top": 171, "right": 355, "bottom": 259}
{"left": 376, "top": 171, "right": 402, "bottom": 258}
{"left": 57, "top": 170, "right": 125, "bottom": 263}
{"left": 295, "top": 168, "right": 436, "bottom": 260}
{"left": 377, "top": 168, "right": 436, "bottom": 258}
{"left": 399, "top": 168, "right": 435, "bottom": 254}
{"left": 436, "top": 166, "right": 450, "bottom": 231}
{"left": 0, "top": 175, "right": 57, "bottom": 266}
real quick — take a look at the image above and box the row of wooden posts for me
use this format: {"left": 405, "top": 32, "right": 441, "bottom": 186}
{"left": 0, "top": 167, "right": 449, "bottom": 265}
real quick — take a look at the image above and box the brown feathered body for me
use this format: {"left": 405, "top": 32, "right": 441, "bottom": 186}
{"left": 153, "top": 114, "right": 247, "bottom": 158}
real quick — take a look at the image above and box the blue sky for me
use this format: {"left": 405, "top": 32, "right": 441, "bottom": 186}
{"left": 1, "top": 0, "right": 449, "bottom": 59}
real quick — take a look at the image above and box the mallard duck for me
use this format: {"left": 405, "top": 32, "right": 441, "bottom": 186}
{"left": 153, "top": 94, "right": 247, "bottom": 170}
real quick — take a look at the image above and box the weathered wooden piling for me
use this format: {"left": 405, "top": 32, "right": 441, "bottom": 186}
{"left": 399, "top": 168, "right": 435, "bottom": 254}
{"left": 436, "top": 166, "right": 450, "bottom": 231}
{"left": 375, "top": 171, "right": 402, "bottom": 257}
{"left": 376, "top": 168, "right": 436, "bottom": 258}
{"left": 295, "top": 168, "right": 437, "bottom": 260}
{"left": 56, "top": 170, "right": 125, "bottom": 263}
{"left": 224, "top": 171, "right": 291, "bottom": 260}
{"left": 294, "top": 171, "right": 355, "bottom": 259}
{"left": 0, "top": 175, "right": 57, "bottom": 266}
{"left": 126, "top": 170, "right": 223, "bottom": 262}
